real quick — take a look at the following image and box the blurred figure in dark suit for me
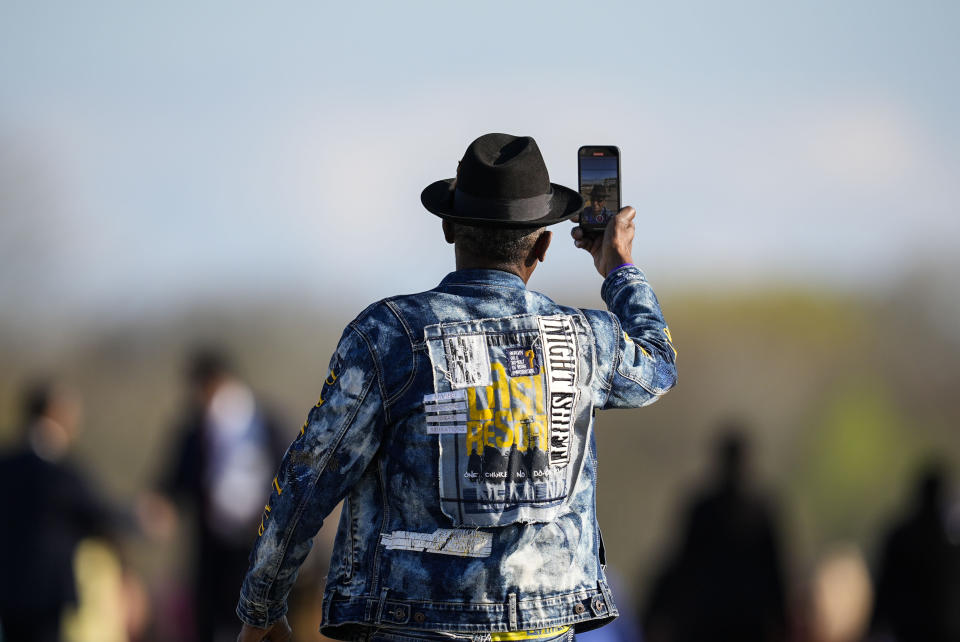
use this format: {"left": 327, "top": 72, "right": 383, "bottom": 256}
{"left": 143, "top": 349, "right": 287, "bottom": 642}
{"left": 642, "top": 425, "right": 788, "bottom": 642}
{"left": 870, "top": 462, "right": 960, "bottom": 642}
{"left": 0, "top": 380, "right": 117, "bottom": 642}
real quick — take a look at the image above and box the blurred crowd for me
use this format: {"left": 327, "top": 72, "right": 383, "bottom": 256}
{"left": 0, "top": 350, "right": 326, "bottom": 642}
{"left": 1, "top": 353, "right": 958, "bottom": 642}
{"left": 632, "top": 431, "right": 960, "bottom": 642}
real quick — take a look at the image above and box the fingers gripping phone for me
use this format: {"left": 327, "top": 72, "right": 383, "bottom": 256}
{"left": 577, "top": 146, "right": 620, "bottom": 231}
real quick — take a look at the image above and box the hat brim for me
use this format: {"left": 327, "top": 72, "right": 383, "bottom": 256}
{"left": 421, "top": 179, "right": 585, "bottom": 229}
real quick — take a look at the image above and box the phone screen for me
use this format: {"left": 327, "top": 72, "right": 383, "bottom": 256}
{"left": 578, "top": 146, "right": 620, "bottom": 229}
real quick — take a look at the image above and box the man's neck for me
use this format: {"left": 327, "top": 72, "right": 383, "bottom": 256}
{"left": 454, "top": 257, "right": 532, "bottom": 284}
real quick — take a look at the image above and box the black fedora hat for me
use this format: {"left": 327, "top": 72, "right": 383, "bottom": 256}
{"left": 421, "top": 133, "right": 584, "bottom": 228}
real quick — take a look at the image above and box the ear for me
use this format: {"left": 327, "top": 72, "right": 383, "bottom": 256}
{"left": 533, "top": 230, "right": 552, "bottom": 263}
{"left": 442, "top": 220, "right": 456, "bottom": 244}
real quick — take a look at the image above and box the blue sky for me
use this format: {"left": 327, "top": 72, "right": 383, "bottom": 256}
{"left": 1, "top": 1, "right": 958, "bottom": 318}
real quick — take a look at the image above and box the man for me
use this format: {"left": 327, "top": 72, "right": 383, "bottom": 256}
{"left": 580, "top": 184, "right": 614, "bottom": 227}
{"left": 870, "top": 462, "right": 960, "bottom": 642}
{"left": 642, "top": 428, "right": 788, "bottom": 642}
{"left": 151, "top": 349, "right": 288, "bottom": 641}
{"left": 236, "top": 133, "right": 677, "bottom": 642}
{"left": 0, "top": 381, "right": 118, "bottom": 642}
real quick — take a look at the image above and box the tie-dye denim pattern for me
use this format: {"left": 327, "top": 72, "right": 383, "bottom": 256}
{"left": 236, "top": 266, "right": 676, "bottom": 640}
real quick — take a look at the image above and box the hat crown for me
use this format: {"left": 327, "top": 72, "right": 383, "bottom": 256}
{"left": 455, "top": 133, "right": 551, "bottom": 200}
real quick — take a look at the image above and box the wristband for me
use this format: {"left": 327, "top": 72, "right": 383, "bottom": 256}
{"left": 607, "top": 262, "right": 634, "bottom": 277}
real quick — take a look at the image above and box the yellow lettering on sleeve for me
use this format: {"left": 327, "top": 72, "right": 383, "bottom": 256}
{"left": 662, "top": 326, "right": 678, "bottom": 358}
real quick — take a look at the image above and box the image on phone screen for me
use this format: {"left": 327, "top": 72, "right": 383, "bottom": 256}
{"left": 578, "top": 146, "right": 620, "bottom": 229}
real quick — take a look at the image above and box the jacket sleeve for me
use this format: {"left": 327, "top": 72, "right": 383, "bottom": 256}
{"left": 595, "top": 265, "right": 677, "bottom": 408}
{"left": 236, "top": 325, "right": 385, "bottom": 628}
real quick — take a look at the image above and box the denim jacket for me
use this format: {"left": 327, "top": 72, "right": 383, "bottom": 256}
{"left": 236, "top": 266, "right": 677, "bottom": 640}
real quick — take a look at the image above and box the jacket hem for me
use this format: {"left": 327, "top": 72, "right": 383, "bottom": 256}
{"left": 319, "top": 585, "right": 618, "bottom": 640}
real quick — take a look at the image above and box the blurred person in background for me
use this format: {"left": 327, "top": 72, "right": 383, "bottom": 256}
{"left": 142, "top": 348, "right": 288, "bottom": 642}
{"left": 0, "top": 380, "right": 122, "bottom": 642}
{"left": 642, "top": 426, "right": 788, "bottom": 642}
{"left": 868, "top": 461, "right": 960, "bottom": 642}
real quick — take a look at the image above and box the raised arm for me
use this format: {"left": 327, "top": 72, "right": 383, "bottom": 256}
{"left": 572, "top": 207, "right": 677, "bottom": 409}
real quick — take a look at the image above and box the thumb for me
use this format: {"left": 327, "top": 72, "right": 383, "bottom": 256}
{"left": 603, "top": 206, "right": 635, "bottom": 244}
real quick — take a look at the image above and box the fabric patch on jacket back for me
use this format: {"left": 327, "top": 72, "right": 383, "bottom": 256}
{"left": 380, "top": 528, "right": 492, "bottom": 557}
{"left": 443, "top": 334, "right": 491, "bottom": 389}
{"left": 505, "top": 346, "right": 540, "bottom": 377}
{"left": 537, "top": 315, "right": 580, "bottom": 467}
{"left": 424, "top": 314, "right": 593, "bottom": 528}
{"left": 423, "top": 390, "right": 468, "bottom": 434}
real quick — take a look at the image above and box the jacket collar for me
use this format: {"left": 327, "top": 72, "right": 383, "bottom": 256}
{"left": 438, "top": 268, "right": 527, "bottom": 289}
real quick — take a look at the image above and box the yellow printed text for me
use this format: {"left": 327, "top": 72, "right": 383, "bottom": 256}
{"left": 464, "top": 362, "right": 548, "bottom": 456}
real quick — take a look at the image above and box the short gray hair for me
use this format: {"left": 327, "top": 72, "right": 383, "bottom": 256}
{"left": 452, "top": 223, "right": 545, "bottom": 264}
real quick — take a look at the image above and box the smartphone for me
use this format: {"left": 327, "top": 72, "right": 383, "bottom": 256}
{"left": 577, "top": 146, "right": 621, "bottom": 231}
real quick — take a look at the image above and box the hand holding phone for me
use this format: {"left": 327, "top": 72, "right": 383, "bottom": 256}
{"left": 572, "top": 206, "right": 636, "bottom": 278}
{"left": 577, "top": 146, "right": 621, "bottom": 231}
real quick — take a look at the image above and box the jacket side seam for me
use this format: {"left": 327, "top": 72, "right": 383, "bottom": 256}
{"left": 369, "top": 454, "right": 391, "bottom": 594}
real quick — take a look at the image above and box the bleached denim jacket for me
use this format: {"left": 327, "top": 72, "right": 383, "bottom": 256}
{"left": 236, "top": 266, "right": 677, "bottom": 640}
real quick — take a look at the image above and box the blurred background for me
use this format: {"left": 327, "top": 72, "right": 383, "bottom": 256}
{"left": 2, "top": 2, "right": 959, "bottom": 641}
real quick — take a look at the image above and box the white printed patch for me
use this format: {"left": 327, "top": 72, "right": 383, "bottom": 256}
{"left": 443, "top": 334, "right": 491, "bottom": 389}
{"left": 537, "top": 315, "right": 580, "bottom": 467}
{"left": 426, "top": 414, "right": 467, "bottom": 434}
{"left": 426, "top": 413, "right": 467, "bottom": 423}
{"left": 423, "top": 390, "right": 468, "bottom": 434}
{"left": 423, "top": 390, "right": 467, "bottom": 404}
{"left": 380, "top": 529, "right": 493, "bottom": 557}
{"left": 426, "top": 402, "right": 465, "bottom": 413}
{"left": 427, "top": 424, "right": 468, "bottom": 435}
